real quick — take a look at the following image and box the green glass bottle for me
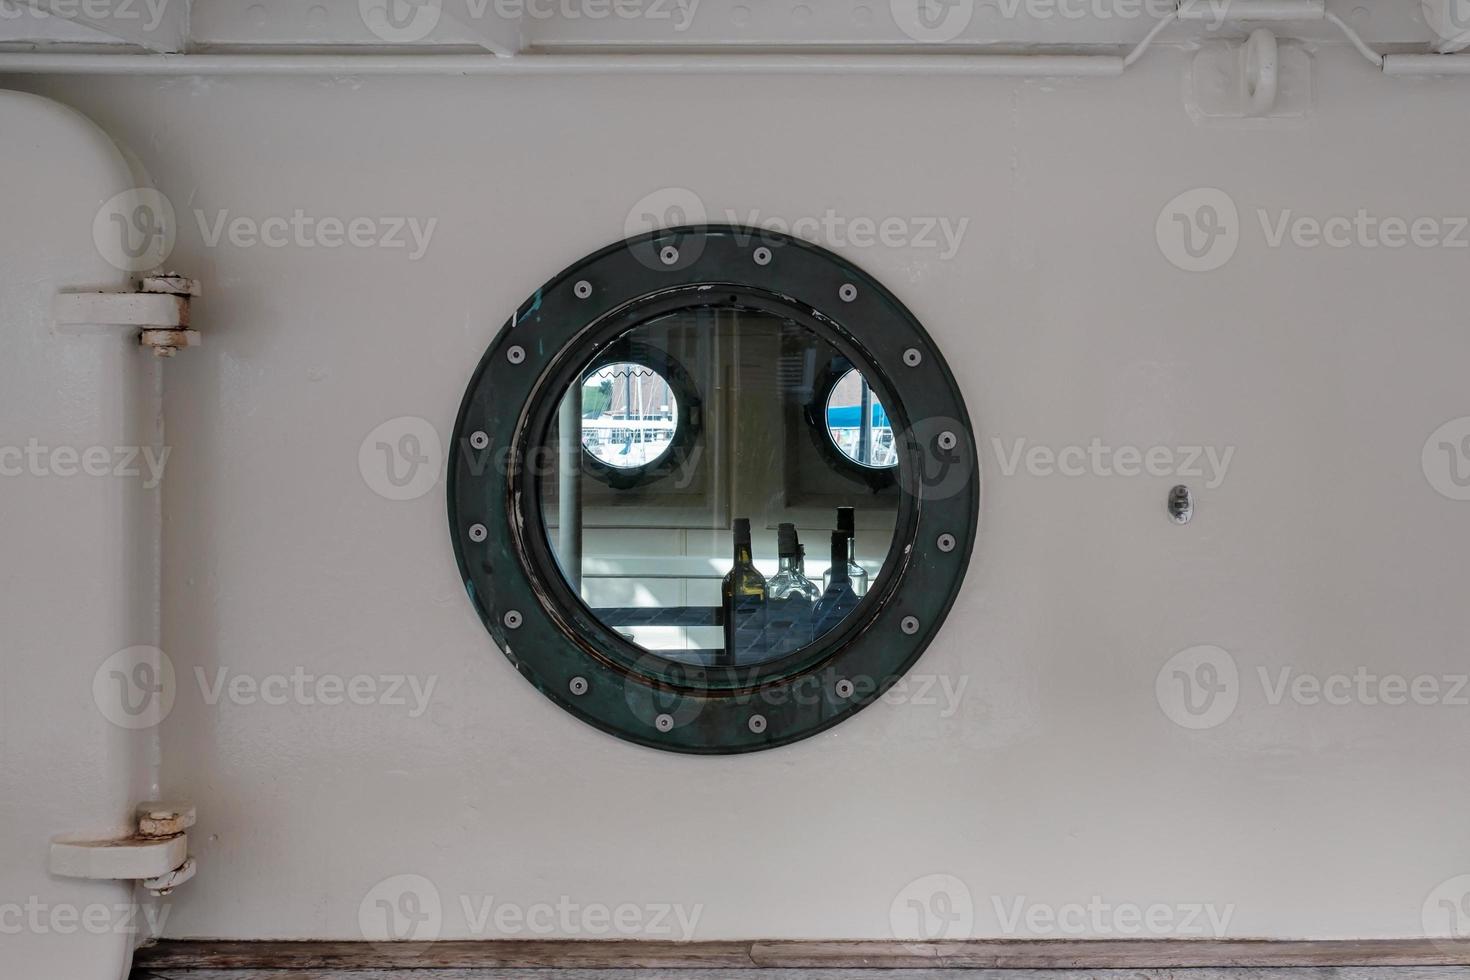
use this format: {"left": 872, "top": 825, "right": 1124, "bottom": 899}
{"left": 721, "top": 518, "right": 767, "bottom": 665}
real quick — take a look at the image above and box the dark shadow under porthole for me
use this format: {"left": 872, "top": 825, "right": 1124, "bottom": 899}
{"left": 449, "top": 226, "right": 978, "bottom": 754}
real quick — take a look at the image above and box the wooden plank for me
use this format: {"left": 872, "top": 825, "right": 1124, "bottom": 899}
{"left": 122, "top": 971, "right": 1470, "bottom": 980}
{"left": 136, "top": 940, "right": 757, "bottom": 970}
{"left": 135, "top": 939, "right": 1470, "bottom": 971}
{"left": 749, "top": 939, "right": 1470, "bottom": 968}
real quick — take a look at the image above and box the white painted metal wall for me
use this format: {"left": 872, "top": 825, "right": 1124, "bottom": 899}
{"left": 4, "top": 39, "right": 1470, "bottom": 947}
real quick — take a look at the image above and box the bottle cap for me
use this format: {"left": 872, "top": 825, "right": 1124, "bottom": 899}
{"left": 837, "top": 506, "right": 855, "bottom": 535}
{"left": 777, "top": 523, "right": 798, "bottom": 556}
{"left": 732, "top": 518, "right": 752, "bottom": 544}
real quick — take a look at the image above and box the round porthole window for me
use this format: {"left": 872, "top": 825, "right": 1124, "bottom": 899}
{"left": 825, "top": 366, "right": 898, "bottom": 470}
{"left": 579, "top": 362, "right": 679, "bottom": 470}
{"left": 450, "top": 226, "right": 978, "bottom": 753}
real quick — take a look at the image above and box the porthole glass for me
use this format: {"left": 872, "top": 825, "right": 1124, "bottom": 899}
{"left": 449, "top": 226, "right": 978, "bottom": 753}
{"left": 538, "top": 306, "right": 898, "bottom": 669}
{"left": 580, "top": 362, "right": 679, "bottom": 469}
{"left": 826, "top": 367, "right": 898, "bottom": 469}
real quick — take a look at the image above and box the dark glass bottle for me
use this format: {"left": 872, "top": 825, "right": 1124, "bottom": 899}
{"left": 823, "top": 506, "right": 869, "bottom": 596}
{"left": 721, "top": 518, "right": 767, "bottom": 665}
{"left": 813, "top": 529, "right": 859, "bottom": 634}
{"left": 768, "top": 523, "right": 821, "bottom": 603}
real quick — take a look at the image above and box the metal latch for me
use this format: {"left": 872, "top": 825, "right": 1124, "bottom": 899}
{"left": 50, "top": 802, "right": 198, "bottom": 896}
{"left": 53, "top": 275, "right": 202, "bottom": 357}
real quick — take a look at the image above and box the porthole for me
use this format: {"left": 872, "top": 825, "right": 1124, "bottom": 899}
{"left": 825, "top": 367, "right": 898, "bottom": 470}
{"left": 449, "top": 226, "right": 978, "bottom": 753}
{"left": 576, "top": 339, "right": 702, "bottom": 492}
{"left": 580, "top": 363, "right": 678, "bottom": 469}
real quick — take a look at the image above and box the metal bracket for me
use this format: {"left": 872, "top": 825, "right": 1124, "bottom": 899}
{"left": 50, "top": 802, "right": 197, "bottom": 897}
{"left": 1187, "top": 31, "right": 1313, "bottom": 124}
{"left": 54, "top": 275, "right": 201, "bottom": 357}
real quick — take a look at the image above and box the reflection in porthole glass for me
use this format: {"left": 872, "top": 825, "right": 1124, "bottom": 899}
{"left": 580, "top": 363, "right": 679, "bottom": 469}
{"left": 537, "top": 304, "right": 901, "bottom": 670}
{"left": 826, "top": 367, "right": 898, "bottom": 469}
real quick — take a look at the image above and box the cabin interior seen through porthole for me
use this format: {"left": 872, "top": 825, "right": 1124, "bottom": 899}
{"left": 537, "top": 304, "right": 899, "bottom": 669}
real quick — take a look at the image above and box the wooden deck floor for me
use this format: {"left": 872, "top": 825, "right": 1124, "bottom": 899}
{"left": 132, "top": 969, "right": 1470, "bottom": 980}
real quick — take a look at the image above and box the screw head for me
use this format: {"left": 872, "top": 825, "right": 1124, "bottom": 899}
{"left": 506, "top": 345, "right": 526, "bottom": 365}
{"left": 468, "top": 523, "right": 488, "bottom": 542}
{"left": 469, "top": 430, "right": 489, "bottom": 450}
{"left": 503, "top": 610, "right": 523, "bottom": 629}
{"left": 903, "top": 347, "right": 923, "bottom": 367}
{"left": 835, "top": 678, "right": 855, "bottom": 699}
{"left": 937, "top": 533, "right": 956, "bottom": 553}
{"left": 655, "top": 713, "right": 675, "bottom": 732}
{"left": 937, "top": 430, "right": 958, "bottom": 451}
{"left": 569, "top": 676, "right": 589, "bottom": 696}
{"left": 748, "top": 714, "right": 768, "bottom": 734}
{"left": 901, "top": 615, "right": 920, "bottom": 635}
{"left": 573, "top": 279, "right": 593, "bottom": 299}
{"left": 1168, "top": 484, "right": 1194, "bottom": 525}
{"left": 839, "top": 283, "right": 858, "bottom": 303}
{"left": 659, "top": 245, "right": 679, "bottom": 266}
{"left": 753, "top": 246, "right": 772, "bottom": 266}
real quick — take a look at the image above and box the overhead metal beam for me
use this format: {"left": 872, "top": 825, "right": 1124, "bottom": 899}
{"left": 355, "top": 0, "right": 521, "bottom": 56}
{"left": 441, "top": 0, "right": 522, "bottom": 57}
{"left": 15, "top": 0, "right": 189, "bottom": 52}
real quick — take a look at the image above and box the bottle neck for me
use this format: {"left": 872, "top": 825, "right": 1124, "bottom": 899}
{"left": 829, "top": 535, "right": 850, "bottom": 585}
{"left": 777, "top": 553, "right": 798, "bottom": 573}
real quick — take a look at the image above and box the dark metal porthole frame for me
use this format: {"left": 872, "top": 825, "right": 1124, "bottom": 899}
{"left": 578, "top": 339, "right": 702, "bottom": 491}
{"left": 448, "top": 226, "right": 979, "bottom": 754}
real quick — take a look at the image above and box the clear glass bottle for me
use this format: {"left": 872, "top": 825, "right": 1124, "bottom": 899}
{"left": 823, "top": 506, "right": 869, "bottom": 596}
{"left": 721, "top": 518, "right": 767, "bottom": 665}
{"left": 768, "top": 523, "right": 822, "bottom": 603}
{"left": 813, "top": 529, "right": 859, "bottom": 632}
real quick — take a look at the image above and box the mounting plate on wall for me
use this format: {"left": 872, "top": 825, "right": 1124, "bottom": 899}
{"left": 448, "top": 226, "right": 979, "bottom": 753}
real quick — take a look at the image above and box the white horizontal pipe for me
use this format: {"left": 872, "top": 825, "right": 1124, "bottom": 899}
{"left": 1176, "top": 0, "right": 1324, "bottom": 20}
{"left": 1382, "top": 53, "right": 1470, "bottom": 75}
{"left": 0, "top": 51, "right": 1125, "bottom": 77}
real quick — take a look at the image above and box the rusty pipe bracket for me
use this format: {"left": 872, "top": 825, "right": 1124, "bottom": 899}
{"left": 139, "top": 274, "right": 201, "bottom": 358}
{"left": 50, "top": 802, "right": 197, "bottom": 897}
{"left": 54, "top": 274, "right": 201, "bottom": 358}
